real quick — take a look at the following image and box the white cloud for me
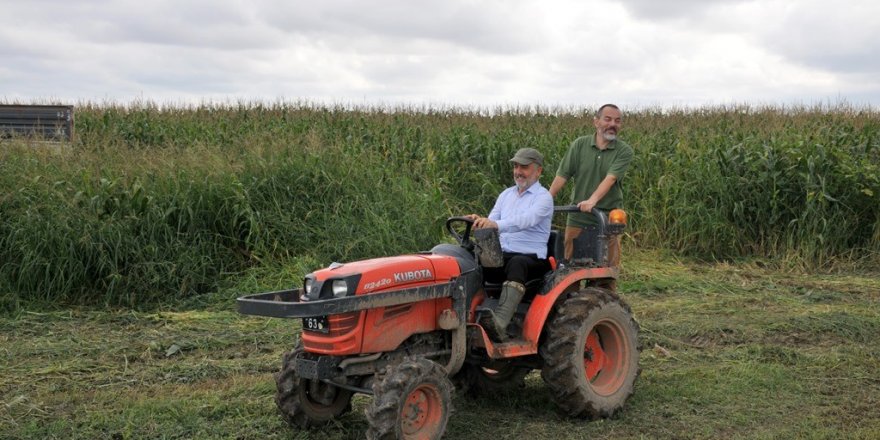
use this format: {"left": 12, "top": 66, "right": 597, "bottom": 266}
{"left": 751, "top": 1, "right": 880, "bottom": 74}
{"left": 258, "top": 0, "right": 546, "bottom": 54}
{"left": 615, "top": 0, "right": 748, "bottom": 21}
{"left": 0, "top": 0, "right": 877, "bottom": 107}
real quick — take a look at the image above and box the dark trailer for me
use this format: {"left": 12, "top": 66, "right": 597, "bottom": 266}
{"left": 0, "top": 104, "right": 74, "bottom": 142}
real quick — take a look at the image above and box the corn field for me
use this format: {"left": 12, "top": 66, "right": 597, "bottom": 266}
{"left": 1, "top": 102, "right": 878, "bottom": 309}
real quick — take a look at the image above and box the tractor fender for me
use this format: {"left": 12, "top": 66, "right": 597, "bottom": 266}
{"left": 521, "top": 266, "right": 619, "bottom": 344}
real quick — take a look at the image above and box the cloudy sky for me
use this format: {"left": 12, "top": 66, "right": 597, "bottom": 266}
{"left": 2, "top": 0, "right": 878, "bottom": 109}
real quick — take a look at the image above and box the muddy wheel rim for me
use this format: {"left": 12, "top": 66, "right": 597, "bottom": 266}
{"left": 583, "top": 318, "right": 631, "bottom": 395}
{"left": 305, "top": 379, "right": 338, "bottom": 406}
{"left": 401, "top": 383, "right": 444, "bottom": 438}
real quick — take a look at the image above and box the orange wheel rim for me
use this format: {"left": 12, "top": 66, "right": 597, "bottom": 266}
{"left": 583, "top": 318, "right": 631, "bottom": 395}
{"left": 402, "top": 384, "right": 443, "bottom": 438}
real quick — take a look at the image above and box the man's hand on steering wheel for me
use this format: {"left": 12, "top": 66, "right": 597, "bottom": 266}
{"left": 466, "top": 214, "right": 498, "bottom": 229}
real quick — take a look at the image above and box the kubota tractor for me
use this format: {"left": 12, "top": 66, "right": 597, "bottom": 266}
{"left": 237, "top": 206, "right": 640, "bottom": 439}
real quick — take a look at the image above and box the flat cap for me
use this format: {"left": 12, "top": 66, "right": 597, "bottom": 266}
{"left": 509, "top": 148, "right": 543, "bottom": 166}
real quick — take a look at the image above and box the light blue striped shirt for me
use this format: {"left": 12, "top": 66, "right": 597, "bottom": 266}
{"left": 487, "top": 181, "right": 553, "bottom": 259}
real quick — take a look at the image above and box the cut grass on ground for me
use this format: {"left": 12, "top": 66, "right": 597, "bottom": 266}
{"left": 1, "top": 250, "right": 878, "bottom": 439}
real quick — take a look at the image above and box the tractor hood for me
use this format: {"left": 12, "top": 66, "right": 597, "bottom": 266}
{"left": 309, "top": 254, "right": 461, "bottom": 297}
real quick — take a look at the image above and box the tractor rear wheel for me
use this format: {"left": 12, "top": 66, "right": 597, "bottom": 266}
{"left": 540, "top": 287, "right": 640, "bottom": 419}
{"left": 365, "top": 357, "right": 452, "bottom": 440}
{"left": 275, "top": 344, "right": 353, "bottom": 428}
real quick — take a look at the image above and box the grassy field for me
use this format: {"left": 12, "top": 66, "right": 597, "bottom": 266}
{"left": 2, "top": 250, "right": 878, "bottom": 439}
{"left": 1, "top": 102, "right": 878, "bottom": 438}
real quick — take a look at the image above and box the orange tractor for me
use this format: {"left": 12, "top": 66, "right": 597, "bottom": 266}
{"left": 237, "top": 206, "right": 640, "bottom": 439}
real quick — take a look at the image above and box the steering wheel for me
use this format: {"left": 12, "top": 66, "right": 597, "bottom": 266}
{"left": 445, "top": 216, "right": 475, "bottom": 249}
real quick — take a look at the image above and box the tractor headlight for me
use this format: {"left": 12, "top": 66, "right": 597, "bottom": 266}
{"left": 302, "top": 278, "right": 314, "bottom": 301}
{"left": 331, "top": 279, "right": 349, "bottom": 298}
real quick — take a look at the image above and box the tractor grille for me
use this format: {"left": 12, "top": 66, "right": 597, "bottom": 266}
{"left": 328, "top": 312, "right": 360, "bottom": 336}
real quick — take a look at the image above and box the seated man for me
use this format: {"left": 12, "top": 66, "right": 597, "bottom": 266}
{"left": 467, "top": 147, "right": 553, "bottom": 341}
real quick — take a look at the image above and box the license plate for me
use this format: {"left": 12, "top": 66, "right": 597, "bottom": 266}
{"left": 302, "top": 316, "right": 329, "bottom": 333}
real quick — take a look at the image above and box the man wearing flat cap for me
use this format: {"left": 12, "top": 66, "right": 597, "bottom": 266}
{"left": 467, "top": 147, "right": 553, "bottom": 341}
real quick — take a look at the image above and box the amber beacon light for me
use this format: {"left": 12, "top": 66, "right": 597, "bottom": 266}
{"left": 609, "top": 209, "right": 628, "bottom": 225}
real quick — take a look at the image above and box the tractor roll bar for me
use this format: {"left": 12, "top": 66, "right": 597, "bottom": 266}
{"left": 554, "top": 205, "right": 609, "bottom": 231}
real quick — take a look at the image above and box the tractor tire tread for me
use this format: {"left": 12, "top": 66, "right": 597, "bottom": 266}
{"left": 540, "top": 287, "right": 640, "bottom": 420}
{"left": 365, "top": 357, "right": 452, "bottom": 440}
{"left": 274, "top": 343, "right": 353, "bottom": 429}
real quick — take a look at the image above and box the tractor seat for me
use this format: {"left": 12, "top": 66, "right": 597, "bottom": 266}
{"left": 483, "top": 230, "right": 561, "bottom": 298}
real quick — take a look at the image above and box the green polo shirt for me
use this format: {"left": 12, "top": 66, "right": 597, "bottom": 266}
{"left": 556, "top": 135, "right": 633, "bottom": 227}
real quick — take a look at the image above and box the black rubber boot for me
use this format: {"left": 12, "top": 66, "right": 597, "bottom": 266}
{"left": 479, "top": 281, "right": 525, "bottom": 342}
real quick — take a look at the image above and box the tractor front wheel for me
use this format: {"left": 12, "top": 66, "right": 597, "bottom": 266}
{"left": 540, "top": 287, "right": 640, "bottom": 419}
{"left": 365, "top": 357, "right": 452, "bottom": 440}
{"left": 275, "top": 344, "right": 353, "bottom": 428}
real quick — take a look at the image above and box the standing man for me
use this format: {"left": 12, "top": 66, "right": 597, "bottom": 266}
{"left": 468, "top": 147, "right": 553, "bottom": 341}
{"left": 549, "top": 104, "right": 633, "bottom": 270}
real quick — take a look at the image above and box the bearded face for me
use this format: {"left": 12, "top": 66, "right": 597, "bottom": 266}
{"left": 594, "top": 107, "right": 622, "bottom": 143}
{"left": 601, "top": 126, "right": 618, "bottom": 141}
{"left": 513, "top": 163, "right": 541, "bottom": 192}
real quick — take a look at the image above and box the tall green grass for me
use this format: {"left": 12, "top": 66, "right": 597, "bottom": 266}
{"left": 625, "top": 105, "right": 880, "bottom": 267}
{"left": 1, "top": 102, "right": 877, "bottom": 308}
